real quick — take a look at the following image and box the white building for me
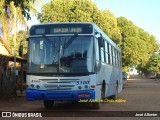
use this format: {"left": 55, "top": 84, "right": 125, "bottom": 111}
{"left": 129, "top": 66, "right": 139, "bottom": 75}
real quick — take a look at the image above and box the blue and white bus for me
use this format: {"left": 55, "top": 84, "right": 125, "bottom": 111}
{"left": 24, "top": 22, "right": 122, "bottom": 109}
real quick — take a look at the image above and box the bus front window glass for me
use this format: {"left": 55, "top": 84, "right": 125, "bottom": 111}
{"left": 28, "top": 36, "right": 94, "bottom": 73}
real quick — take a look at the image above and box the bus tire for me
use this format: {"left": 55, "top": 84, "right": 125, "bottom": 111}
{"left": 101, "top": 81, "right": 106, "bottom": 100}
{"left": 91, "top": 85, "right": 104, "bottom": 109}
{"left": 110, "top": 83, "right": 118, "bottom": 100}
{"left": 43, "top": 100, "right": 54, "bottom": 109}
{"left": 91, "top": 102, "right": 101, "bottom": 109}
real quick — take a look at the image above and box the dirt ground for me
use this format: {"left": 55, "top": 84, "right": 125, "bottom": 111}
{"left": 0, "top": 77, "right": 160, "bottom": 119}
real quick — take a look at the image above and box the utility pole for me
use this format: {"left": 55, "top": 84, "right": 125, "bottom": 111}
{"left": 13, "top": 3, "right": 17, "bottom": 96}
{"left": 13, "top": 4, "right": 17, "bottom": 76}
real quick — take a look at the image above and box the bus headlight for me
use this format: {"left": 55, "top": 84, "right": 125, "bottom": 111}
{"left": 36, "top": 85, "right": 40, "bottom": 89}
{"left": 84, "top": 85, "right": 88, "bottom": 89}
{"left": 78, "top": 86, "right": 82, "bottom": 89}
{"left": 31, "top": 84, "right": 34, "bottom": 88}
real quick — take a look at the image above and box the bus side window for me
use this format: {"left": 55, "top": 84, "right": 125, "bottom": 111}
{"left": 117, "top": 51, "right": 119, "bottom": 68}
{"left": 103, "top": 39, "right": 106, "bottom": 63}
{"left": 107, "top": 43, "right": 110, "bottom": 64}
{"left": 100, "top": 44, "right": 105, "bottom": 62}
{"left": 112, "top": 47, "right": 115, "bottom": 66}
{"left": 95, "top": 37, "right": 100, "bottom": 61}
{"left": 114, "top": 48, "right": 117, "bottom": 67}
{"left": 105, "top": 41, "right": 108, "bottom": 64}
{"left": 109, "top": 45, "right": 113, "bottom": 65}
{"left": 119, "top": 52, "right": 122, "bottom": 68}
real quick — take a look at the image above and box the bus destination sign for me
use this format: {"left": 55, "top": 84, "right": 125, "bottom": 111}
{"left": 52, "top": 28, "right": 82, "bottom": 34}
{"left": 30, "top": 23, "right": 93, "bottom": 35}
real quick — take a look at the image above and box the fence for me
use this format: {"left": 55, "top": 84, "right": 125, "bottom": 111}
{"left": 0, "top": 54, "right": 27, "bottom": 98}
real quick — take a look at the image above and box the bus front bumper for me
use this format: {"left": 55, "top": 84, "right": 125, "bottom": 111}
{"left": 26, "top": 89, "right": 95, "bottom": 101}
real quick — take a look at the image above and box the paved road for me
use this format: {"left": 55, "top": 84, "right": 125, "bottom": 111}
{"left": 0, "top": 78, "right": 160, "bottom": 119}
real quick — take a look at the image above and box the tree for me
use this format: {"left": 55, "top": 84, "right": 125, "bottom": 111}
{"left": 38, "top": 0, "right": 158, "bottom": 73}
{"left": 38, "top": 0, "right": 122, "bottom": 43}
{"left": 148, "top": 54, "right": 160, "bottom": 76}
{"left": 117, "top": 17, "right": 140, "bottom": 71}
{"left": 0, "top": 0, "right": 38, "bottom": 43}
{"left": 9, "top": 30, "right": 28, "bottom": 56}
{"left": 136, "top": 29, "right": 158, "bottom": 74}
{"left": 0, "top": 0, "right": 38, "bottom": 98}
{"left": 117, "top": 17, "right": 158, "bottom": 72}
{"left": 97, "top": 10, "right": 122, "bottom": 43}
{"left": 38, "top": 0, "right": 94, "bottom": 22}
{"left": 1, "top": 0, "right": 35, "bottom": 20}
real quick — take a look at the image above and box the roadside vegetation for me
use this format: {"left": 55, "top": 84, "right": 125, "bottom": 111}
{"left": 0, "top": 0, "right": 159, "bottom": 76}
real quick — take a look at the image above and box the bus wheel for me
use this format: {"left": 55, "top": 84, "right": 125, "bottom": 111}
{"left": 91, "top": 87, "right": 103, "bottom": 109}
{"left": 101, "top": 82, "right": 106, "bottom": 100}
{"left": 43, "top": 100, "right": 54, "bottom": 109}
{"left": 91, "top": 102, "right": 101, "bottom": 109}
{"left": 110, "top": 83, "right": 118, "bottom": 100}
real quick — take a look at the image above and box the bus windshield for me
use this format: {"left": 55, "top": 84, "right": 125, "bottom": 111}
{"left": 28, "top": 36, "right": 94, "bottom": 73}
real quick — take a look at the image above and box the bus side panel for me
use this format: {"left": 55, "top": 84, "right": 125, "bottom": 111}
{"left": 104, "top": 64, "right": 116, "bottom": 97}
{"left": 112, "top": 67, "right": 123, "bottom": 93}
{"left": 89, "top": 74, "right": 100, "bottom": 100}
{"left": 95, "top": 63, "right": 110, "bottom": 98}
{"left": 96, "top": 63, "right": 122, "bottom": 98}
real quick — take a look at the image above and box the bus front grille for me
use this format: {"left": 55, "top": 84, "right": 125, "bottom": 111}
{"left": 41, "top": 79, "right": 78, "bottom": 90}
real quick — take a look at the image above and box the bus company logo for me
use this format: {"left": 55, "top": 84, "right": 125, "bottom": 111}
{"left": 2, "top": 112, "right": 11, "bottom": 117}
{"left": 31, "top": 80, "right": 40, "bottom": 83}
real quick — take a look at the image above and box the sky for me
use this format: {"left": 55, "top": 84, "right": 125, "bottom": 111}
{"left": 27, "top": 0, "right": 160, "bottom": 43}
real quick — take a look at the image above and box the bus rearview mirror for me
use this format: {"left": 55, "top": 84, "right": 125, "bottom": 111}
{"left": 98, "top": 37, "right": 104, "bottom": 47}
{"left": 19, "top": 45, "right": 23, "bottom": 57}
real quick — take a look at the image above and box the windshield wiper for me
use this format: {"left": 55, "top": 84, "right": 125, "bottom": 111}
{"left": 63, "top": 34, "right": 78, "bottom": 49}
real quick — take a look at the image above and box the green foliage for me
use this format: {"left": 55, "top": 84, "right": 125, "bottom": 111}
{"left": 38, "top": 0, "right": 94, "bottom": 22}
{"left": 117, "top": 17, "right": 158, "bottom": 72}
{"left": 38, "top": 0, "right": 121, "bottom": 43}
{"left": 117, "top": 17, "right": 139, "bottom": 67}
{"left": 138, "top": 53, "right": 160, "bottom": 75}
{"left": 9, "top": 30, "right": 28, "bottom": 56}
{"left": 4, "top": 0, "right": 35, "bottom": 20}
{"left": 97, "top": 10, "right": 122, "bottom": 42}
{"left": 0, "top": 0, "right": 39, "bottom": 45}
{"left": 148, "top": 54, "right": 160, "bottom": 74}
{"left": 33, "top": 0, "right": 159, "bottom": 73}
{"left": 117, "top": 17, "right": 138, "bottom": 38}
